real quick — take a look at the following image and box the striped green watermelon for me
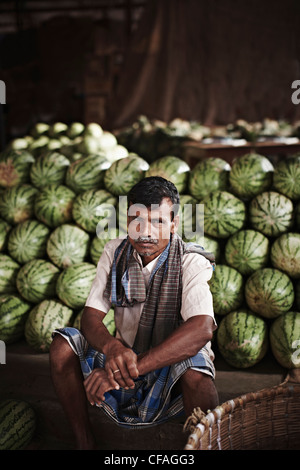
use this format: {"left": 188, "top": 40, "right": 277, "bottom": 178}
{"left": 245, "top": 268, "right": 294, "bottom": 319}
{"left": 24, "top": 299, "right": 73, "bottom": 352}
{"left": 0, "top": 218, "right": 11, "bottom": 252}
{"left": 0, "top": 399, "right": 36, "bottom": 450}
{"left": 179, "top": 194, "right": 199, "bottom": 240}
{"left": 273, "top": 155, "right": 300, "bottom": 201}
{"left": 209, "top": 264, "right": 244, "bottom": 316}
{"left": 0, "top": 254, "right": 20, "bottom": 293}
{"left": 270, "top": 232, "right": 300, "bottom": 279}
{"left": 34, "top": 184, "right": 75, "bottom": 227}
{"left": 183, "top": 234, "right": 221, "bottom": 263}
{"left": 201, "top": 190, "right": 246, "bottom": 238}
{"left": 0, "top": 184, "right": 38, "bottom": 225}
{"left": 30, "top": 151, "right": 70, "bottom": 188}
{"left": 16, "top": 259, "right": 60, "bottom": 303}
{"left": 296, "top": 202, "right": 300, "bottom": 231}
{"left": 73, "top": 307, "right": 116, "bottom": 336}
{"left": 225, "top": 229, "right": 269, "bottom": 275}
{"left": 0, "top": 149, "right": 35, "bottom": 188}
{"left": 145, "top": 155, "right": 190, "bottom": 193}
{"left": 188, "top": 157, "right": 231, "bottom": 200}
{"left": 7, "top": 219, "right": 50, "bottom": 264}
{"left": 229, "top": 153, "right": 274, "bottom": 199}
{"left": 47, "top": 223, "right": 90, "bottom": 268}
{"left": 0, "top": 294, "right": 31, "bottom": 344}
{"left": 249, "top": 191, "right": 294, "bottom": 237}
{"left": 270, "top": 311, "right": 300, "bottom": 369}
{"left": 104, "top": 153, "right": 149, "bottom": 196}
{"left": 90, "top": 229, "right": 119, "bottom": 265}
{"left": 56, "top": 262, "right": 97, "bottom": 309}
{"left": 65, "top": 154, "right": 110, "bottom": 194}
{"left": 217, "top": 309, "right": 268, "bottom": 368}
{"left": 72, "top": 189, "right": 117, "bottom": 233}
{"left": 296, "top": 281, "right": 300, "bottom": 310}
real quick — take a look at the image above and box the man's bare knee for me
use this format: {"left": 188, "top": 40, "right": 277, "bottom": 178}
{"left": 49, "top": 334, "right": 76, "bottom": 374}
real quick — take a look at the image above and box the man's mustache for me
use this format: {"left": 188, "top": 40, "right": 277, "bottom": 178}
{"left": 134, "top": 236, "right": 159, "bottom": 244}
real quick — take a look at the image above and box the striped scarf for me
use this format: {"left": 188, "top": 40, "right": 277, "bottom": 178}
{"left": 104, "top": 234, "right": 215, "bottom": 354}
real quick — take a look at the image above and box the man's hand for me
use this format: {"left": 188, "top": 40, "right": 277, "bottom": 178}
{"left": 84, "top": 368, "right": 116, "bottom": 406}
{"left": 103, "top": 338, "right": 139, "bottom": 389}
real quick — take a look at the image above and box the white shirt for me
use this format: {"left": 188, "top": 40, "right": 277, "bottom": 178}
{"left": 86, "top": 238, "right": 215, "bottom": 348}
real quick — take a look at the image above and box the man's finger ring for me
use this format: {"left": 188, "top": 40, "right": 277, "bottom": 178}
{"left": 113, "top": 369, "right": 120, "bottom": 374}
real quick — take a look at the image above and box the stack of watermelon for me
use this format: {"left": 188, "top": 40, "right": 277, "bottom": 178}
{"left": 0, "top": 121, "right": 299, "bottom": 374}
{"left": 0, "top": 121, "right": 147, "bottom": 352}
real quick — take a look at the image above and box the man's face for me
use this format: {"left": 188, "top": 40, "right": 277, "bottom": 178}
{"left": 127, "top": 197, "right": 179, "bottom": 265}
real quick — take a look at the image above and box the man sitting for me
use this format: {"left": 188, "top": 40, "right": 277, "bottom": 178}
{"left": 50, "top": 176, "right": 219, "bottom": 449}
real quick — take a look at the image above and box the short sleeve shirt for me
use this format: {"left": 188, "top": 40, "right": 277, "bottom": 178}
{"left": 85, "top": 238, "right": 215, "bottom": 348}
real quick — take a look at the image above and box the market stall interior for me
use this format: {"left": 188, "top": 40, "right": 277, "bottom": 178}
{"left": 0, "top": 0, "right": 299, "bottom": 450}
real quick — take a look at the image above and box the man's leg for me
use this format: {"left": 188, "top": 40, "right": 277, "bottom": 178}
{"left": 49, "top": 334, "right": 96, "bottom": 450}
{"left": 180, "top": 368, "right": 219, "bottom": 417}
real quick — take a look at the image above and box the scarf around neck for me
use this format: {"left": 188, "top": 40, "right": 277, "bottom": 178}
{"left": 104, "top": 234, "right": 215, "bottom": 353}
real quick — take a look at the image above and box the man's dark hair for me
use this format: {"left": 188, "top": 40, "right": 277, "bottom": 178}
{"left": 127, "top": 176, "right": 180, "bottom": 219}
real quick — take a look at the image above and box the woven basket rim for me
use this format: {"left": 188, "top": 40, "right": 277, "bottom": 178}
{"left": 184, "top": 374, "right": 300, "bottom": 450}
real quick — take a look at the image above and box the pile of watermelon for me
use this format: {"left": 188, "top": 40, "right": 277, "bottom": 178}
{"left": 0, "top": 121, "right": 299, "bottom": 374}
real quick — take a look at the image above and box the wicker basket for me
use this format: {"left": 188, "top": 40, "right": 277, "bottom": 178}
{"left": 184, "top": 372, "right": 300, "bottom": 450}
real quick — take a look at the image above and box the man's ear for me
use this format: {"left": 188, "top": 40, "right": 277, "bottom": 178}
{"left": 171, "top": 214, "right": 180, "bottom": 233}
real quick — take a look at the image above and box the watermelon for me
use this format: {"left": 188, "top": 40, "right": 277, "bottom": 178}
{"left": 270, "top": 232, "right": 300, "bottom": 279}
{"left": 0, "top": 149, "right": 35, "bottom": 188}
{"left": 65, "top": 154, "right": 110, "bottom": 194}
{"left": 179, "top": 194, "right": 200, "bottom": 240}
{"left": 56, "top": 262, "right": 97, "bottom": 309}
{"left": 0, "top": 184, "right": 38, "bottom": 225}
{"left": 0, "top": 294, "right": 31, "bottom": 344}
{"left": 270, "top": 311, "right": 300, "bottom": 369}
{"left": 0, "top": 399, "right": 36, "bottom": 450}
{"left": 67, "top": 122, "right": 85, "bottom": 139}
{"left": 7, "top": 219, "right": 50, "bottom": 264}
{"left": 245, "top": 268, "right": 294, "bottom": 319}
{"left": 188, "top": 157, "right": 231, "bottom": 200}
{"left": 34, "top": 184, "right": 75, "bottom": 227}
{"left": 217, "top": 309, "right": 268, "bottom": 368}
{"left": 225, "top": 229, "right": 269, "bottom": 275}
{"left": 30, "top": 122, "right": 50, "bottom": 137}
{"left": 0, "top": 254, "right": 20, "bottom": 293}
{"left": 273, "top": 154, "right": 300, "bottom": 201}
{"left": 105, "top": 144, "right": 129, "bottom": 164}
{"left": 72, "top": 189, "right": 117, "bottom": 233}
{"left": 28, "top": 135, "right": 49, "bottom": 157}
{"left": 30, "top": 151, "right": 70, "bottom": 188}
{"left": 24, "top": 299, "right": 73, "bottom": 352}
{"left": 145, "top": 155, "right": 190, "bottom": 193}
{"left": 296, "top": 280, "right": 300, "bottom": 310}
{"left": 47, "top": 223, "right": 90, "bottom": 268}
{"left": 48, "top": 122, "right": 68, "bottom": 138}
{"left": 73, "top": 307, "right": 116, "bottom": 336}
{"left": 184, "top": 234, "right": 221, "bottom": 263}
{"left": 0, "top": 218, "right": 11, "bottom": 252}
{"left": 209, "top": 264, "right": 244, "bottom": 316}
{"left": 201, "top": 190, "right": 246, "bottom": 239}
{"left": 90, "top": 229, "right": 119, "bottom": 265}
{"left": 16, "top": 259, "right": 60, "bottom": 303}
{"left": 104, "top": 153, "right": 149, "bottom": 196}
{"left": 84, "top": 122, "right": 103, "bottom": 138}
{"left": 249, "top": 191, "right": 294, "bottom": 237}
{"left": 229, "top": 153, "right": 274, "bottom": 199}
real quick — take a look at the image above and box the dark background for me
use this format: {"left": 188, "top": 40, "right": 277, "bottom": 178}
{"left": 1, "top": 0, "right": 300, "bottom": 142}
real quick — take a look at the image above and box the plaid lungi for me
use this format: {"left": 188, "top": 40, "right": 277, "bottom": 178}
{"left": 53, "top": 327, "right": 215, "bottom": 428}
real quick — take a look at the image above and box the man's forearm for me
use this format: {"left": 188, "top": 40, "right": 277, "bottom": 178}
{"left": 137, "top": 315, "right": 215, "bottom": 376}
{"left": 80, "top": 306, "right": 120, "bottom": 354}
